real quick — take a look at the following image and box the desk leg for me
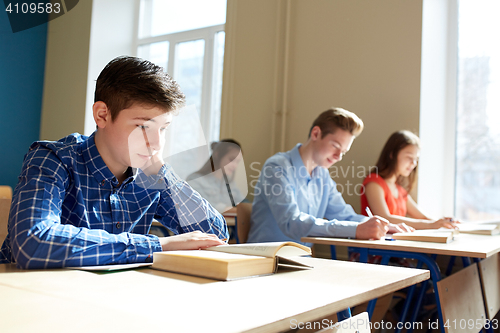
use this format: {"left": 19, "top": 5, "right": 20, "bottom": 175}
{"left": 407, "top": 278, "right": 430, "bottom": 333}
{"left": 367, "top": 250, "right": 445, "bottom": 333}
{"left": 330, "top": 245, "right": 337, "bottom": 260}
{"left": 446, "top": 256, "right": 456, "bottom": 276}
{"left": 395, "top": 260, "right": 425, "bottom": 333}
{"left": 359, "top": 248, "right": 369, "bottom": 263}
{"left": 337, "top": 308, "right": 352, "bottom": 321}
{"left": 407, "top": 255, "right": 436, "bottom": 333}
{"left": 233, "top": 217, "right": 240, "bottom": 244}
{"left": 461, "top": 256, "right": 472, "bottom": 267}
{"left": 366, "top": 255, "right": 391, "bottom": 318}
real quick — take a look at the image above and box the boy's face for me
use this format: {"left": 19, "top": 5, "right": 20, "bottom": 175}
{"left": 311, "top": 127, "right": 354, "bottom": 169}
{"left": 96, "top": 102, "right": 172, "bottom": 173}
{"left": 219, "top": 147, "right": 242, "bottom": 177}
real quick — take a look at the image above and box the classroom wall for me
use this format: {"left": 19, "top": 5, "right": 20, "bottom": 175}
{"left": 221, "top": 0, "right": 423, "bottom": 213}
{"left": 39, "top": 0, "right": 93, "bottom": 141}
{"left": 0, "top": 11, "right": 47, "bottom": 190}
{"left": 40, "top": 0, "right": 137, "bottom": 140}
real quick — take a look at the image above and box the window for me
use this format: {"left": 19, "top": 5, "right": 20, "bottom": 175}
{"left": 455, "top": 0, "right": 500, "bottom": 221}
{"left": 135, "top": 0, "right": 227, "bottom": 178}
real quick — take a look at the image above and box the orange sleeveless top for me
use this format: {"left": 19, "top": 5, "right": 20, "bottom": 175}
{"left": 360, "top": 173, "right": 408, "bottom": 216}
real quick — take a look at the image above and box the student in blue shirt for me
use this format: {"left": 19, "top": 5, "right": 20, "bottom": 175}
{"left": 0, "top": 56, "right": 228, "bottom": 269}
{"left": 247, "top": 108, "right": 411, "bottom": 245}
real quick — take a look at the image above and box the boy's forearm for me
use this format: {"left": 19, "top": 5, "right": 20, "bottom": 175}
{"left": 155, "top": 165, "right": 229, "bottom": 239}
{"left": 10, "top": 217, "right": 162, "bottom": 269}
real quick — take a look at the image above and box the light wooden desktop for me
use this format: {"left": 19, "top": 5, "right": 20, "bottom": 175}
{"left": 303, "top": 233, "right": 500, "bottom": 259}
{"left": 0, "top": 257, "right": 428, "bottom": 333}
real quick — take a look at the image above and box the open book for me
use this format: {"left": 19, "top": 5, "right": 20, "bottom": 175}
{"left": 152, "top": 242, "right": 312, "bottom": 281}
{"left": 390, "top": 229, "right": 456, "bottom": 243}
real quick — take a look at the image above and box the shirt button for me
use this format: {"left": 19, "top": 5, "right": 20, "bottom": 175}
{"left": 116, "top": 223, "right": 121, "bottom": 229}
{"left": 100, "top": 180, "right": 105, "bottom": 186}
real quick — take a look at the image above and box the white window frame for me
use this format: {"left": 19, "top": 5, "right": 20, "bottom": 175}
{"left": 418, "top": 0, "right": 458, "bottom": 217}
{"left": 133, "top": 0, "right": 225, "bottom": 144}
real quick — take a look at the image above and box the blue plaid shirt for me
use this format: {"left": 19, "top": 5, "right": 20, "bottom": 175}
{"left": 0, "top": 133, "right": 228, "bottom": 269}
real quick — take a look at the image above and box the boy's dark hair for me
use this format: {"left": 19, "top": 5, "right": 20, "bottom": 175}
{"left": 94, "top": 56, "right": 186, "bottom": 120}
{"left": 309, "top": 107, "right": 364, "bottom": 138}
{"left": 371, "top": 130, "right": 420, "bottom": 192}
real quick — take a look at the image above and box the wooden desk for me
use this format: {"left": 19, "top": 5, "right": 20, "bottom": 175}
{"left": 303, "top": 233, "right": 500, "bottom": 259}
{"left": 0, "top": 257, "right": 428, "bottom": 333}
{"left": 303, "top": 234, "right": 500, "bottom": 333}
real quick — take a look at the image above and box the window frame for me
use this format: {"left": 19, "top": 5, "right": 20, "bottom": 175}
{"left": 133, "top": 0, "right": 225, "bottom": 144}
{"left": 418, "top": 0, "right": 458, "bottom": 217}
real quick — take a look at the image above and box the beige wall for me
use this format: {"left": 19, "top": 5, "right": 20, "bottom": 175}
{"left": 40, "top": 0, "right": 136, "bottom": 141}
{"left": 221, "top": 0, "right": 423, "bottom": 213}
{"left": 40, "top": 1, "right": 93, "bottom": 140}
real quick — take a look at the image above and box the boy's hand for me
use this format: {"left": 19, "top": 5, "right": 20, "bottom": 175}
{"left": 141, "top": 153, "right": 165, "bottom": 176}
{"left": 159, "top": 231, "right": 225, "bottom": 251}
{"left": 355, "top": 216, "right": 390, "bottom": 240}
{"left": 388, "top": 223, "right": 414, "bottom": 234}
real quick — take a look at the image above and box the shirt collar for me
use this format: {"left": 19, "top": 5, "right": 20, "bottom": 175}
{"left": 290, "top": 144, "right": 312, "bottom": 181}
{"left": 82, "top": 132, "right": 136, "bottom": 186}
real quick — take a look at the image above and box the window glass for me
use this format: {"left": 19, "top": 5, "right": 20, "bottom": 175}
{"left": 135, "top": 1, "right": 230, "bottom": 189}
{"left": 174, "top": 39, "right": 205, "bottom": 115}
{"left": 137, "top": 41, "right": 169, "bottom": 70}
{"left": 455, "top": 0, "right": 500, "bottom": 221}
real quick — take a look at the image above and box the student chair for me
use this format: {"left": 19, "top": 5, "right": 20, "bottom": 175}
{"left": 0, "top": 186, "right": 12, "bottom": 199}
{"left": 235, "top": 202, "right": 252, "bottom": 244}
{"left": 0, "top": 186, "right": 13, "bottom": 244}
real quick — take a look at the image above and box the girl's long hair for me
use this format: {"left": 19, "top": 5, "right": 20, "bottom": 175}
{"left": 188, "top": 139, "right": 242, "bottom": 180}
{"left": 371, "top": 130, "right": 420, "bottom": 192}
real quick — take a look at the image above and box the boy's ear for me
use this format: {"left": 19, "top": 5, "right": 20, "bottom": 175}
{"left": 310, "top": 126, "right": 321, "bottom": 141}
{"left": 93, "top": 101, "right": 111, "bottom": 128}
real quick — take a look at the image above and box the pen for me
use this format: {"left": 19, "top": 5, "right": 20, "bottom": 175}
{"left": 367, "top": 207, "right": 395, "bottom": 240}
{"left": 365, "top": 207, "right": 373, "bottom": 218}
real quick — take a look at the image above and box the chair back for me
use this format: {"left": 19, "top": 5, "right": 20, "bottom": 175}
{"left": 0, "top": 186, "right": 13, "bottom": 244}
{"left": 236, "top": 202, "right": 252, "bottom": 244}
{"left": 0, "top": 186, "right": 12, "bottom": 199}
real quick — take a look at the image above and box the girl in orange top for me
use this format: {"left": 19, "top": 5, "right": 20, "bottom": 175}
{"left": 361, "top": 130, "right": 458, "bottom": 229}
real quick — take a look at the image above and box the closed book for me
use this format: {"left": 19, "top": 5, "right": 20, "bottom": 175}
{"left": 457, "top": 222, "right": 500, "bottom": 235}
{"left": 152, "top": 241, "right": 312, "bottom": 281}
{"left": 391, "top": 230, "right": 456, "bottom": 243}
